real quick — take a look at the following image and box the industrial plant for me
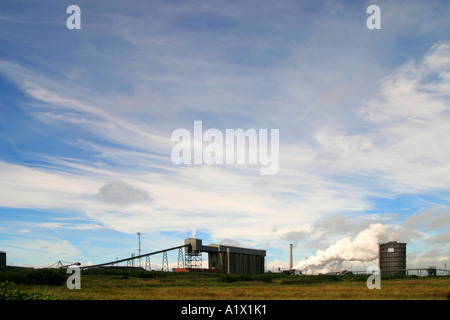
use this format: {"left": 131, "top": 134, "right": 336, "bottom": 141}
{"left": 78, "top": 238, "right": 266, "bottom": 275}
{"left": 183, "top": 238, "right": 266, "bottom": 274}
{"left": 1, "top": 238, "right": 447, "bottom": 277}
{"left": 379, "top": 241, "right": 407, "bottom": 275}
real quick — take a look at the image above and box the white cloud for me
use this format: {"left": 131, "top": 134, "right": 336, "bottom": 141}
{"left": 0, "top": 161, "right": 99, "bottom": 209}
{"left": 3, "top": 41, "right": 448, "bottom": 255}
{"left": 36, "top": 222, "right": 104, "bottom": 231}
{"left": 404, "top": 207, "right": 450, "bottom": 231}
{"left": 0, "top": 237, "right": 82, "bottom": 267}
{"left": 313, "top": 42, "right": 450, "bottom": 193}
{"left": 95, "top": 181, "right": 153, "bottom": 207}
{"left": 1, "top": 1, "right": 450, "bottom": 268}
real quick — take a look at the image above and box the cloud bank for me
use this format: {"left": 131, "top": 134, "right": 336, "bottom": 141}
{"left": 0, "top": 1, "right": 449, "bottom": 269}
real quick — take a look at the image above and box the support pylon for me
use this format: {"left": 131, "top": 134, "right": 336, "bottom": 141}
{"left": 162, "top": 251, "right": 169, "bottom": 271}
{"left": 145, "top": 256, "right": 151, "bottom": 271}
{"left": 177, "top": 247, "right": 184, "bottom": 268}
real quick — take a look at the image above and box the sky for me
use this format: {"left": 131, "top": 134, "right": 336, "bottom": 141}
{"left": 0, "top": 0, "right": 449, "bottom": 273}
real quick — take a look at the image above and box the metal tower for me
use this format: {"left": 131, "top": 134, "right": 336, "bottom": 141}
{"left": 185, "top": 250, "right": 202, "bottom": 269}
{"left": 145, "top": 256, "right": 151, "bottom": 271}
{"left": 177, "top": 247, "right": 185, "bottom": 268}
{"left": 137, "top": 232, "right": 141, "bottom": 267}
{"left": 162, "top": 251, "right": 169, "bottom": 271}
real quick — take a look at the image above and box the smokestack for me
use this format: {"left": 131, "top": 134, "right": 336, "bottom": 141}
{"left": 227, "top": 248, "right": 230, "bottom": 274}
{"left": 290, "top": 244, "right": 293, "bottom": 270}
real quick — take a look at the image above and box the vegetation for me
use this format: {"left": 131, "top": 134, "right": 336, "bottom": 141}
{"left": 0, "top": 281, "right": 55, "bottom": 300}
{"left": 0, "top": 266, "right": 66, "bottom": 286}
{"left": 1, "top": 267, "right": 449, "bottom": 300}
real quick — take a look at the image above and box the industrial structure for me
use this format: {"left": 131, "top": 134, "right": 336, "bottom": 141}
{"left": 379, "top": 241, "right": 407, "bottom": 275}
{"left": 82, "top": 238, "right": 266, "bottom": 274}
{"left": 289, "top": 244, "right": 293, "bottom": 271}
{"left": 0, "top": 251, "right": 6, "bottom": 266}
{"left": 184, "top": 238, "right": 266, "bottom": 274}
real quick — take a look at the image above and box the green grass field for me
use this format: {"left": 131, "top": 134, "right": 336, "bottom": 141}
{"left": 1, "top": 267, "right": 449, "bottom": 300}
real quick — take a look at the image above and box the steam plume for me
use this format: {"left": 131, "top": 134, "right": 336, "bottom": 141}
{"left": 294, "top": 223, "right": 386, "bottom": 272}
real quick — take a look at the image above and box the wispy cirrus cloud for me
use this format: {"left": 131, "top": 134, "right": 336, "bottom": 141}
{"left": 1, "top": 1, "right": 450, "bottom": 269}
{"left": 312, "top": 42, "right": 450, "bottom": 194}
{"left": 2, "top": 41, "right": 450, "bottom": 266}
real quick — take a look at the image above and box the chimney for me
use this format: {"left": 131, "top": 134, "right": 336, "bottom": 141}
{"left": 0, "top": 251, "right": 6, "bottom": 266}
{"left": 289, "top": 244, "right": 293, "bottom": 270}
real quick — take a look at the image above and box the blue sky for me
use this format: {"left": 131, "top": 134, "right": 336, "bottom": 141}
{"left": 0, "top": 0, "right": 449, "bottom": 273}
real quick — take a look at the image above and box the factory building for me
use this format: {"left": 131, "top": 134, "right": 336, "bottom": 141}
{"left": 184, "top": 238, "right": 266, "bottom": 274}
{"left": 0, "top": 251, "right": 6, "bottom": 266}
{"left": 379, "top": 241, "right": 407, "bottom": 275}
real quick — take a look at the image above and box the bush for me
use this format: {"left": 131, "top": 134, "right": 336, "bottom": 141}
{"left": 218, "top": 274, "right": 253, "bottom": 283}
{"left": 82, "top": 267, "right": 169, "bottom": 279}
{"left": 279, "top": 274, "right": 343, "bottom": 285}
{"left": 0, "top": 267, "right": 66, "bottom": 286}
{"left": 0, "top": 281, "right": 54, "bottom": 300}
{"left": 217, "top": 274, "right": 272, "bottom": 283}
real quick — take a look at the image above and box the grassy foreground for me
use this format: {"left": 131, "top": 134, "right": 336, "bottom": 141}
{"left": 1, "top": 267, "right": 449, "bottom": 300}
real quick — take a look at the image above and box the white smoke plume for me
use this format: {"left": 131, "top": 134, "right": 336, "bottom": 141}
{"left": 294, "top": 223, "right": 386, "bottom": 273}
